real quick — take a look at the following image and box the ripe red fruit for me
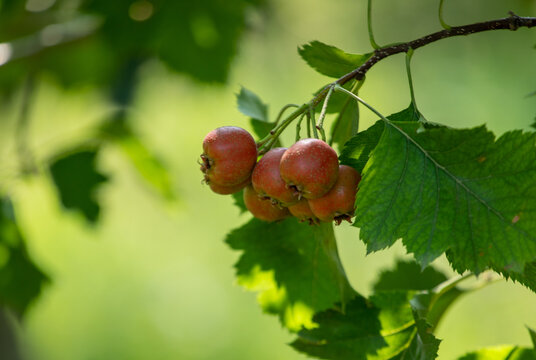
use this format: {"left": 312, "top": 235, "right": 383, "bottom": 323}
{"left": 243, "top": 185, "right": 290, "bottom": 222}
{"left": 252, "top": 147, "right": 300, "bottom": 207}
{"left": 279, "top": 139, "right": 339, "bottom": 199}
{"left": 201, "top": 126, "right": 257, "bottom": 186}
{"left": 209, "top": 177, "right": 250, "bottom": 195}
{"left": 288, "top": 199, "right": 319, "bottom": 225}
{"left": 309, "top": 165, "right": 361, "bottom": 224}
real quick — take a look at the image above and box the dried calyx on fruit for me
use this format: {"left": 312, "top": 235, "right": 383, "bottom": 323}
{"left": 309, "top": 165, "right": 361, "bottom": 225}
{"left": 243, "top": 185, "right": 290, "bottom": 222}
{"left": 252, "top": 147, "right": 300, "bottom": 207}
{"left": 201, "top": 126, "right": 257, "bottom": 194}
{"left": 288, "top": 199, "right": 320, "bottom": 225}
{"left": 279, "top": 139, "right": 339, "bottom": 200}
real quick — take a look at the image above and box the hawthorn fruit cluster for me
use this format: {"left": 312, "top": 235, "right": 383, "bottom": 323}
{"left": 201, "top": 126, "right": 361, "bottom": 224}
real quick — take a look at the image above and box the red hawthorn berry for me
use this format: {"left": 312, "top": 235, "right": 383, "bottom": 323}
{"left": 243, "top": 185, "right": 290, "bottom": 222}
{"left": 308, "top": 165, "right": 361, "bottom": 225}
{"left": 209, "top": 177, "right": 251, "bottom": 195}
{"left": 201, "top": 126, "right": 257, "bottom": 187}
{"left": 252, "top": 147, "right": 300, "bottom": 207}
{"left": 279, "top": 139, "right": 339, "bottom": 199}
{"left": 288, "top": 199, "right": 320, "bottom": 225}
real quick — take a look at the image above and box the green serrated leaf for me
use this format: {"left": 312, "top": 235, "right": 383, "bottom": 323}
{"left": 339, "top": 121, "right": 384, "bottom": 173}
{"left": 225, "top": 218, "right": 353, "bottom": 331}
{"left": 351, "top": 106, "right": 536, "bottom": 274}
{"left": 49, "top": 148, "right": 108, "bottom": 224}
{"left": 497, "top": 260, "right": 536, "bottom": 293}
{"left": 339, "top": 105, "right": 419, "bottom": 173}
{"left": 373, "top": 260, "right": 448, "bottom": 292}
{"left": 291, "top": 291, "right": 429, "bottom": 360}
{"left": 391, "top": 315, "right": 440, "bottom": 360}
{"left": 0, "top": 197, "right": 48, "bottom": 316}
{"left": 298, "top": 41, "right": 372, "bottom": 78}
{"left": 236, "top": 86, "right": 268, "bottom": 122}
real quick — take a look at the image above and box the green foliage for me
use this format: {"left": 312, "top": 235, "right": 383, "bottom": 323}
{"left": 237, "top": 86, "right": 268, "bottom": 122}
{"left": 372, "top": 259, "right": 448, "bottom": 292}
{"left": 298, "top": 41, "right": 372, "bottom": 78}
{"left": 343, "top": 106, "right": 536, "bottom": 274}
{"left": 0, "top": 197, "right": 48, "bottom": 316}
{"left": 338, "top": 106, "right": 419, "bottom": 172}
{"left": 225, "top": 218, "right": 354, "bottom": 330}
{"left": 236, "top": 86, "right": 279, "bottom": 140}
{"left": 49, "top": 148, "right": 108, "bottom": 224}
{"left": 291, "top": 291, "right": 440, "bottom": 360}
{"left": 498, "top": 261, "right": 536, "bottom": 293}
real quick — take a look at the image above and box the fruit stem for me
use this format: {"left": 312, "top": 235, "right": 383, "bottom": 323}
{"left": 295, "top": 112, "right": 306, "bottom": 142}
{"left": 306, "top": 110, "right": 312, "bottom": 137}
{"left": 308, "top": 104, "right": 320, "bottom": 139}
{"left": 405, "top": 48, "right": 418, "bottom": 113}
{"left": 316, "top": 84, "right": 334, "bottom": 142}
{"left": 257, "top": 103, "right": 309, "bottom": 154}
{"left": 367, "top": 0, "right": 381, "bottom": 49}
{"left": 334, "top": 84, "right": 390, "bottom": 123}
{"left": 438, "top": 0, "right": 452, "bottom": 30}
{"left": 274, "top": 103, "right": 300, "bottom": 127}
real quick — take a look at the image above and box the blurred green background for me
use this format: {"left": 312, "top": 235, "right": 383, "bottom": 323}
{"left": 0, "top": 0, "right": 535, "bottom": 359}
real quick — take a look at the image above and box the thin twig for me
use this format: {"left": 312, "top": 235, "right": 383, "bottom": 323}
{"left": 336, "top": 13, "right": 536, "bottom": 86}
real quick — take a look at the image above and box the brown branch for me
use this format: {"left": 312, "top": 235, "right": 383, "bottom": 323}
{"left": 336, "top": 13, "right": 536, "bottom": 86}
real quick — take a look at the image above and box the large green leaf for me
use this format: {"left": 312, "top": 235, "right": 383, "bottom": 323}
{"left": 0, "top": 197, "right": 48, "bottom": 316}
{"left": 49, "top": 148, "right": 108, "bottom": 224}
{"left": 225, "top": 218, "right": 354, "bottom": 331}
{"left": 291, "top": 291, "right": 439, "bottom": 360}
{"left": 496, "top": 260, "right": 536, "bottom": 293}
{"left": 348, "top": 107, "right": 536, "bottom": 274}
{"left": 298, "top": 41, "right": 372, "bottom": 78}
{"left": 339, "top": 106, "right": 419, "bottom": 173}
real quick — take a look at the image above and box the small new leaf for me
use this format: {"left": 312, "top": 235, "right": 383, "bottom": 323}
{"left": 49, "top": 148, "right": 108, "bottom": 224}
{"left": 299, "top": 41, "right": 372, "bottom": 78}
{"left": 236, "top": 86, "right": 268, "bottom": 122}
{"left": 351, "top": 106, "right": 536, "bottom": 274}
{"left": 225, "top": 218, "right": 353, "bottom": 331}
